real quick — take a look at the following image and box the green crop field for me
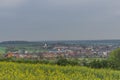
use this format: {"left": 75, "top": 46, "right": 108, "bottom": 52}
{"left": 0, "top": 47, "right": 6, "bottom": 54}
{"left": 0, "top": 62, "right": 120, "bottom": 80}
{"left": 0, "top": 46, "right": 48, "bottom": 54}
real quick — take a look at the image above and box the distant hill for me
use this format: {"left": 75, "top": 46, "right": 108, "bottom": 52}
{"left": 0, "top": 41, "right": 30, "bottom": 44}
{"left": 0, "top": 40, "right": 120, "bottom": 46}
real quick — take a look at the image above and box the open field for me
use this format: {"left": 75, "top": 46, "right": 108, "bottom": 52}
{"left": 0, "top": 47, "right": 6, "bottom": 54}
{"left": 0, "top": 62, "right": 120, "bottom": 80}
{"left": 0, "top": 46, "right": 48, "bottom": 54}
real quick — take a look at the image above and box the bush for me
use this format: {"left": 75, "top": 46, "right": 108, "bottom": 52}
{"left": 108, "top": 48, "right": 120, "bottom": 69}
{"left": 88, "top": 59, "right": 108, "bottom": 68}
{"left": 56, "top": 58, "right": 69, "bottom": 66}
{"left": 88, "top": 59, "right": 103, "bottom": 68}
{"left": 70, "top": 60, "right": 79, "bottom": 66}
{"left": 87, "top": 59, "right": 119, "bottom": 69}
{"left": 56, "top": 58, "right": 79, "bottom": 66}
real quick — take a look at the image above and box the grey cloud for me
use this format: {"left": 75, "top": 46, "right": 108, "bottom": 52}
{"left": 0, "top": 0, "right": 120, "bottom": 41}
{"left": 0, "top": 0, "right": 26, "bottom": 7}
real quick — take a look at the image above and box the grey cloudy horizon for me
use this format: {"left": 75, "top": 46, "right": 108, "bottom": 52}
{"left": 0, "top": 0, "right": 120, "bottom": 41}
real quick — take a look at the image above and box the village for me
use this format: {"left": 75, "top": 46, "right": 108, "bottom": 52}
{"left": 4, "top": 42, "right": 117, "bottom": 59}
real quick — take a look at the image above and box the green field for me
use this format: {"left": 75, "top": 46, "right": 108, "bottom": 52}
{"left": 0, "top": 62, "right": 120, "bottom": 80}
{"left": 0, "top": 46, "right": 48, "bottom": 54}
{"left": 0, "top": 47, "right": 6, "bottom": 54}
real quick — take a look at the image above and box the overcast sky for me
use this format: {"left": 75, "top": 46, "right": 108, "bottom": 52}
{"left": 0, "top": 0, "right": 120, "bottom": 41}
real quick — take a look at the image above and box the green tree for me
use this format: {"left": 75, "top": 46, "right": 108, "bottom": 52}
{"left": 109, "top": 48, "right": 120, "bottom": 69}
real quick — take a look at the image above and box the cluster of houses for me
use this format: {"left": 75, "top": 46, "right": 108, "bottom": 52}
{"left": 4, "top": 44, "right": 116, "bottom": 59}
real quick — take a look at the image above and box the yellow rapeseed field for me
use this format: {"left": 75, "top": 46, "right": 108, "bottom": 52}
{"left": 0, "top": 62, "right": 120, "bottom": 80}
